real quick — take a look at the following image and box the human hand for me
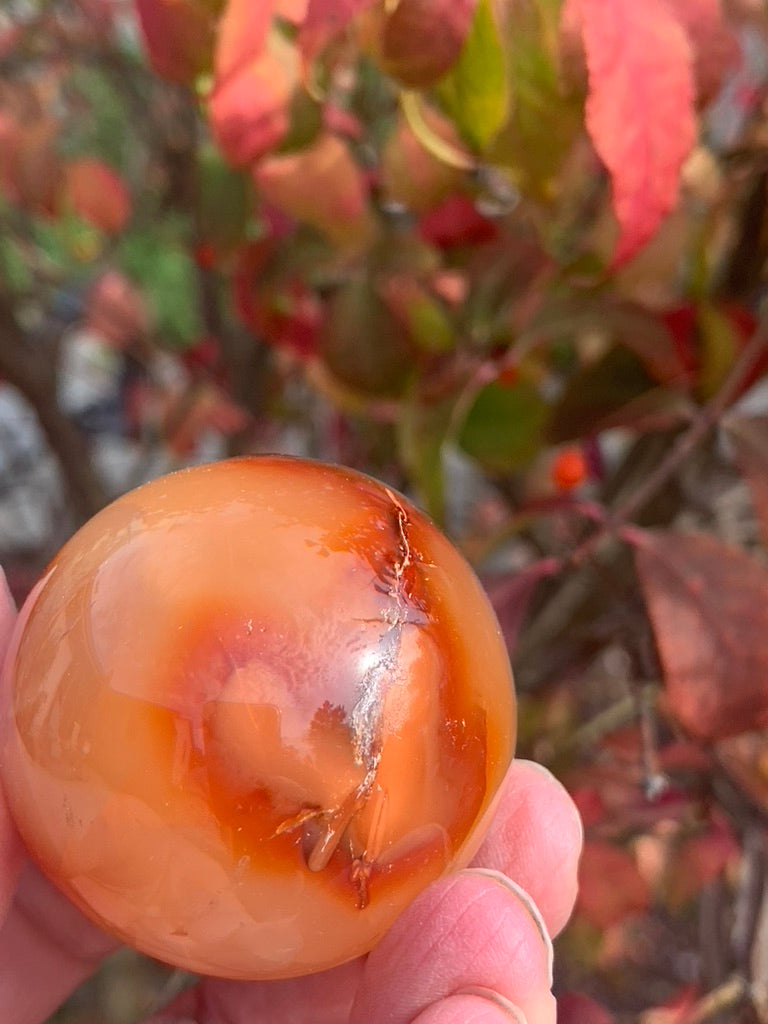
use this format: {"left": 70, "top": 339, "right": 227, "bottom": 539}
{"left": 0, "top": 573, "right": 582, "bottom": 1024}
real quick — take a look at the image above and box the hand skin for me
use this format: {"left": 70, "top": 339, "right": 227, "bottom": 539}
{"left": 0, "top": 573, "right": 583, "bottom": 1024}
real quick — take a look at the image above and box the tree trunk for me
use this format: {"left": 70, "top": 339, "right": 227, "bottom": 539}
{"left": 0, "top": 296, "right": 108, "bottom": 526}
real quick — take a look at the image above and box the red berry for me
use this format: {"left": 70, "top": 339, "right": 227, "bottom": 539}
{"left": 1, "top": 457, "right": 516, "bottom": 980}
{"left": 193, "top": 241, "right": 217, "bottom": 269}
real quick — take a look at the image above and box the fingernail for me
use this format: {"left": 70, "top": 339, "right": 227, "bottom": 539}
{"left": 513, "top": 759, "right": 559, "bottom": 782}
{"left": 462, "top": 868, "right": 554, "bottom": 986}
{"left": 457, "top": 987, "right": 528, "bottom": 1022}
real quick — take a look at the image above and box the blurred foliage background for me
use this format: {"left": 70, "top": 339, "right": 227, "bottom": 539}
{"left": 4, "top": 1, "right": 768, "bottom": 1021}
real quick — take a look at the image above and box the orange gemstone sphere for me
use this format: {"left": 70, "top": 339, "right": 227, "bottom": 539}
{"left": 1, "top": 457, "right": 516, "bottom": 979}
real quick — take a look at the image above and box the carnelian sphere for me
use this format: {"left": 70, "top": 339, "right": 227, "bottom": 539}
{"left": 1, "top": 457, "right": 516, "bottom": 980}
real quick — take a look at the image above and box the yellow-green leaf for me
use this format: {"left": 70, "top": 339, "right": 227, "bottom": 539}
{"left": 436, "top": 0, "right": 509, "bottom": 153}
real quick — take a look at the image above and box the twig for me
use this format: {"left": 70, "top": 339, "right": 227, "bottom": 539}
{"left": 608, "top": 315, "right": 768, "bottom": 529}
{"left": 731, "top": 827, "right": 766, "bottom": 972}
{"left": 565, "top": 685, "right": 658, "bottom": 752}
{"left": 535, "top": 313, "right": 768, "bottom": 575}
{"left": 679, "top": 975, "right": 749, "bottom": 1024}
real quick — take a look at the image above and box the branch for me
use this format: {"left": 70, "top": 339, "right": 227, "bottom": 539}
{"left": 608, "top": 315, "right": 768, "bottom": 528}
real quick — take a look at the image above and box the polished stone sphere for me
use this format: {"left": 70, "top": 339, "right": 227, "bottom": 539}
{"left": 1, "top": 457, "right": 516, "bottom": 979}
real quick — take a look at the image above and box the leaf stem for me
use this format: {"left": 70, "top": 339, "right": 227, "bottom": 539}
{"left": 678, "top": 974, "right": 749, "bottom": 1024}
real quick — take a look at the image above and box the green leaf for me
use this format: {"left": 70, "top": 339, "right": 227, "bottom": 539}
{"left": 697, "top": 302, "right": 740, "bottom": 400}
{"left": 458, "top": 379, "right": 550, "bottom": 473}
{"left": 197, "top": 143, "right": 252, "bottom": 251}
{"left": 60, "top": 65, "right": 133, "bottom": 170}
{"left": 118, "top": 225, "right": 202, "bottom": 347}
{"left": 320, "top": 278, "right": 413, "bottom": 397}
{"left": 397, "top": 387, "right": 455, "bottom": 523}
{"left": 436, "top": 0, "right": 509, "bottom": 153}
{"left": 377, "top": 275, "right": 455, "bottom": 354}
{"left": 407, "top": 292, "right": 455, "bottom": 353}
{"left": 0, "top": 235, "right": 33, "bottom": 295}
{"left": 547, "top": 346, "right": 656, "bottom": 443}
{"left": 489, "top": 0, "right": 582, "bottom": 198}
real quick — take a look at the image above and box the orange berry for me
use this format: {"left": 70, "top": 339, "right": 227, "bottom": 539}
{"left": 552, "top": 447, "right": 588, "bottom": 491}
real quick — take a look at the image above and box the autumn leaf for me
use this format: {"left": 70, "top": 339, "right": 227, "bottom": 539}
{"left": 299, "top": 0, "right": 378, "bottom": 67}
{"left": 135, "top": 0, "right": 216, "bottom": 85}
{"left": 60, "top": 158, "right": 131, "bottom": 234}
{"left": 663, "top": 815, "right": 740, "bottom": 907}
{"left": 576, "top": 840, "right": 650, "bottom": 929}
{"left": 376, "top": 274, "right": 454, "bottom": 353}
{"left": 491, "top": 0, "right": 582, "bottom": 198}
{"left": 665, "top": 0, "right": 740, "bottom": 101}
{"left": 418, "top": 194, "right": 498, "bottom": 248}
{"left": 0, "top": 115, "right": 59, "bottom": 214}
{"left": 558, "top": 992, "right": 615, "bottom": 1024}
{"left": 163, "top": 382, "right": 250, "bottom": 458}
{"left": 253, "top": 133, "right": 373, "bottom": 246}
{"left": 484, "top": 559, "right": 559, "bottom": 653}
{"left": 0, "top": 23, "right": 22, "bottom": 59}
{"left": 639, "top": 986, "right": 699, "bottom": 1024}
{"left": 275, "top": 0, "right": 308, "bottom": 20}
{"left": 563, "top": 0, "right": 696, "bottom": 264}
{"left": 379, "top": 0, "right": 479, "bottom": 89}
{"left": 72, "top": 0, "right": 117, "bottom": 37}
{"left": 635, "top": 530, "right": 768, "bottom": 740}
{"left": 436, "top": 0, "right": 509, "bottom": 152}
{"left": 209, "top": 29, "right": 298, "bottom": 166}
{"left": 320, "top": 277, "right": 413, "bottom": 395}
{"left": 233, "top": 242, "right": 323, "bottom": 359}
{"left": 717, "top": 730, "right": 768, "bottom": 815}
{"left": 380, "top": 108, "right": 465, "bottom": 213}
{"left": 214, "top": 0, "right": 272, "bottom": 85}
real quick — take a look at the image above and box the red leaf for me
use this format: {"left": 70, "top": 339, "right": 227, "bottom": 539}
{"left": 164, "top": 384, "right": 250, "bottom": 457}
{"left": 717, "top": 730, "right": 768, "bottom": 814}
{"left": 233, "top": 242, "right": 323, "bottom": 359}
{"left": 214, "top": 0, "right": 273, "bottom": 85}
{"left": 664, "top": 815, "right": 740, "bottom": 906}
{"left": 0, "top": 115, "right": 59, "bottom": 214}
{"left": 418, "top": 194, "right": 498, "bottom": 248}
{"left": 323, "top": 102, "right": 364, "bottom": 139}
{"left": 665, "top": 0, "right": 740, "bottom": 101}
{"left": 635, "top": 530, "right": 768, "bottom": 740}
{"left": 381, "top": 109, "right": 465, "bottom": 214}
{"left": 641, "top": 985, "right": 699, "bottom": 1024}
{"left": 484, "top": 558, "right": 559, "bottom": 652}
{"left": 379, "top": 0, "right": 478, "bottom": 88}
{"left": 659, "top": 304, "right": 701, "bottom": 386}
{"left": 576, "top": 840, "right": 650, "bottom": 929}
{"left": 135, "top": 0, "right": 215, "bottom": 85}
{"left": 275, "top": 0, "right": 309, "bottom": 20}
{"left": 61, "top": 158, "right": 131, "bottom": 234}
{"left": 253, "top": 133, "right": 372, "bottom": 246}
{"left": 564, "top": 0, "right": 696, "bottom": 264}
{"left": 209, "top": 33, "right": 297, "bottom": 166}
{"left": 558, "top": 992, "right": 615, "bottom": 1024}
{"left": 0, "top": 24, "right": 23, "bottom": 59}
{"left": 83, "top": 271, "right": 149, "bottom": 346}
{"left": 299, "top": 0, "right": 378, "bottom": 67}
{"left": 73, "top": 0, "right": 118, "bottom": 36}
